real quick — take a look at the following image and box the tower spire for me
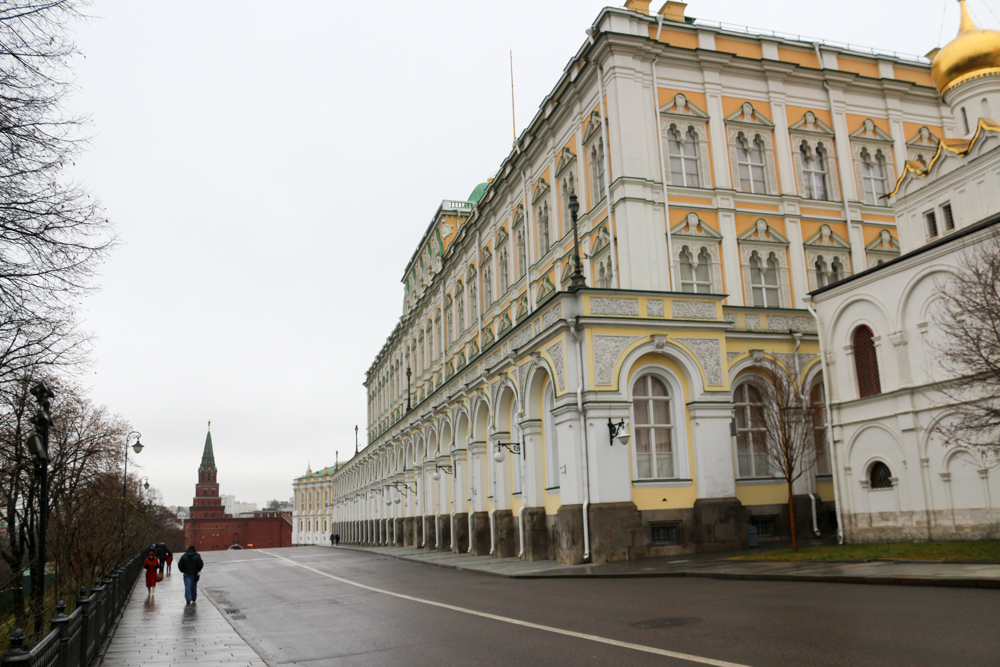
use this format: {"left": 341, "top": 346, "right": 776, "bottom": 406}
{"left": 199, "top": 423, "right": 216, "bottom": 472}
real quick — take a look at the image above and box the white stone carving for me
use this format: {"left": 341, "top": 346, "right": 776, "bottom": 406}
{"left": 593, "top": 335, "right": 643, "bottom": 385}
{"left": 766, "top": 315, "right": 817, "bottom": 333}
{"left": 545, "top": 340, "right": 566, "bottom": 391}
{"left": 542, "top": 304, "right": 563, "bottom": 329}
{"left": 672, "top": 301, "right": 716, "bottom": 320}
{"left": 647, "top": 299, "right": 664, "bottom": 317}
{"left": 591, "top": 297, "right": 639, "bottom": 316}
{"left": 745, "top": 314, "right": 761, "bottom": 331}
{"left": 675, "top": 337, "right": 723, "bottom": 387}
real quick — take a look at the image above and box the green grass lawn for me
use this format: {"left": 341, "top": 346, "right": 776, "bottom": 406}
{"left": 729, "top": 541, "right": 1000, "bottom": 562}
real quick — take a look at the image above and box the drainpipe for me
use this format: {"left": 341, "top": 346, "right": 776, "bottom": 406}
{"left": 568, "top": 316, "right": 592, "bottom": 562}
{"left": 450, "top": 509, "right": 456, "bottom": 551}
{"left": 489, "top": 434, "right": 498, "bottom": 555}
{"left": 792, "top": 331, "right": 822, "bottom": 539}
{"left": 651, "top": 54, "right": 675, "bottom": 291}
{"left": 806, "top": 297, "right": 845, "bottom": 544}
{"left": 516, "top": 416, "right": 526, "bottom": 559}
{"left": 596, "top": 64, "right": 618, "bottom": 288}
{"left": 813, "top": 43, "right": 856, "bottom": 237}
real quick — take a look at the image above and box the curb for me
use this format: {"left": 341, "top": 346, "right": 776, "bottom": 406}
{"left": 336, "top": 544, "right": 1000, "bottom": 589}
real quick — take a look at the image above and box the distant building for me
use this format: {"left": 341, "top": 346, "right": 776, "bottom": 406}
{"left": 182, "top": 424, "right": 292, "bottom": 550}
{"left": 221, "top": 494, "right": 258, "bottom": 516}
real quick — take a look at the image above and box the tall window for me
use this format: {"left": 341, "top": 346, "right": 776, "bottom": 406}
{"left": 734, "top": 381, "right": 771, "bottom": 478}
{"left": 810, "top": 381, "right": 830, "bottom": 476}
{"left": 590, "top": 137, "right": 606, "bottom": 205}
{"left": 852, "top": 325, "right": 881, "bottom": 398}
{"left": 668, "top": 126, "right": 700, "bottom": 187}
{"left": 498, "top": 244, "right": 509, "bottom": 295}
{"left": 861, "top": 148, "right": 888, "bottom": 206}
{"left": 749, "top": 251, "right": 780, "bottom": 307}
{"left": 941, "top": 202, "right": 955, "bottom": 232}
{"left": 469, "top": 279, "right": 478, "bottom": 321}
{"left": 801, "top": 142, "right": 828, "bottom": 200}
{"left": 456, "top": 289, "right": 465, "bottom": 333}
{"left": 544, "top": 383, "right": 560, "bottom": 488}
{"left": 830, "top": 257, "right": 843, "bottom": 283}
{"left": 737, "top": 134, "right": 767, "bottom": 193}
{"left": 560, "top": 171, "right": 576, "bottom": 229}
{"left": 515, "top": 226, "right": 527, "bottom": 278}
{"left": 537, "top": 201, "right": 551, "bottom": 256}
{"left": 445, "top": 304, "right": 453, "bottom": 348}
{"left": 924, "top": 210, "right": 938, "bottom": 238}
{"left": 632, "top": 374, "right": 674, "bottom": 479}
{"left": 482, "top": 258, "right": 493, "bottom": 307}
{"left": 815, "top": 257, "right": 829, "bottom": 288}
{"left": 679, "top": 246, "right": 712, "bottom": 293}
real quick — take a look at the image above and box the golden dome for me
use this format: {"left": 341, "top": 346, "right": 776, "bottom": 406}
{"left": 931, "top": 0, "right": 1000, "bottom": 94}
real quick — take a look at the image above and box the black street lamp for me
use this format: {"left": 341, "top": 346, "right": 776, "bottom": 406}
{"left": 26, "top": 380, "right": 54, "bottom": 637}
{"left": 406, "top": 366, "right": 412, "bottom": 412}
{"left": 121, "top": 431, "right": 144, "bottom": 555}
{"left": 354, "top": 425, "right": 359, "bottom": 456}
{"left": 568, "top": 193, "right": 587, "bottom": 290}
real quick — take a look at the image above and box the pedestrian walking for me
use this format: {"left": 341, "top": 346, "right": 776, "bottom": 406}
{"left": 165, "top": 550, "right": 174, "bottom": 574}
{"left": 177, "top": 545, "right": 204, "bottom": 605}
{"left": 142, "top": 549, "right": 160, "bottom": 598}
{"left": 334, "top": 534, "right": 340, "bottom": 546}
{"left": 155, "top": 543, "right": 168, "bottom": 574}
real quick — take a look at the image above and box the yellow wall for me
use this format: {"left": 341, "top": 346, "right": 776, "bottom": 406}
{"left": 736, "top": 482, "right": 788, "bottom": 506}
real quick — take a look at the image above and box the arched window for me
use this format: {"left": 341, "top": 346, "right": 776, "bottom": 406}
{"left": 515, "top": 226, "right": 527, "bottom": 278}
{"left": 861, "top": 148, "right": 888, "bottom": 206}
{"left": 737, "top": 134, "right": 767, "bottom": 193}
{"left": 869, "top": 461, "right": 892, "bottom": 489}
{"left": 801, "top": 142, "right": 828, "bottom": 200}
{"left": 749, "top": 251, "right": 781, "bottom": 307}
{"left": 734, "top": 381, "right": 771, "bottom": 478}
{"left": 815, "top": 256, "right": 829, "bottom": 288}
{"left": 537, "top": 201, "right": 551, "bottom": 256}
{"left": 679, "top": 246, "right": 712, "bottom": 293}
{"left": 668, "top": 126, "right": 700, "bottom": 187}
{"left": 482, "top": 258, "right": 493, "bottom": 307}
{"left": 590, "top": 138, "right": 606, "bottom": 204}
{"left": 852, "top": 325, "right": 881, "bottom": 397}
{"left": 498, "top": 244, "right": 509, "bottom": 295}
{"left": 810, "top": 381, "right": 830, "bottom": 475}
{"left": 631, "top": 374, "right": 675, "bottom": 479}
{"left": 829, "top": 257, "right": 843, "bottom": 283}
{"left": 561, "top": 172, "right": 576, "bottom": 229}
{"left": 597, "top": 263, "right": 607, "bottom": 289}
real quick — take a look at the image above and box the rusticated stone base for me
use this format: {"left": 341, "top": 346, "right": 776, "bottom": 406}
{"left": 403, "top": 518, "right": 415, "bottom": 547}
{"left": 522, "top": 507, "right": 549, "bottom": 561}
{"left": 424, "top": 515, "right": 436, "bottom": 548}
{"left": 437, "top": 515, "right": 451, "bottom": 550}
{"left": 452, "top": 513, "right": 469, "bottom": 553}
{"left": 469, "top": 511, "right": 490, "bottom": 555}
{"left": 692, "top": 497, "right": 747, "bottom": 553}
{"left": 844, "top": 508, "right": 1000, "bottom": 543}
{"left": 494, "top": 510, "right": 516, "bottom": 558}
{"left": 393, "top": 518, "right": 404, "bottom": 546}
{"left": 554, "top": 505, "right": 585, "bottom": 565}
{"left": 414, "top": 516, "right": 424, "bottom": 548}
{"left": 589, "top": 502, "right": 642, "bottom": 563}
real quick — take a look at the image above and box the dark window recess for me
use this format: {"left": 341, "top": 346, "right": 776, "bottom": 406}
{"left": 925, "top": 210, "right": 939, "bottom": 238}
{"left": 870, "top": 461, "right": 893, "bottom": 489}
{"left": 650, "top": 524, "right": 679, "bottom": 546}
{"left": 853, "top": 325, "right": 882, "bottom": 398}
{"left": 942, "top": 203, "right": 955, "bottom": 231}
{"left": 752, "top": 518, "right": 776, "bottom": 538}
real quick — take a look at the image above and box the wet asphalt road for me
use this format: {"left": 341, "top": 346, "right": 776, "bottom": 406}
{"left": 200, "top": 546, "right": 1000, "bottom": 667}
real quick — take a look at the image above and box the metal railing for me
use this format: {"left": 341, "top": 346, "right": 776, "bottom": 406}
{"left": 0, "top": 548, "right": 146, "bottom": 667}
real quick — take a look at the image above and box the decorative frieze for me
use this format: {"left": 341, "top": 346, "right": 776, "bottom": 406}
{"left": 671, "top": 301, "right": 716, "bottom": 320}
{"left": 593, "top": 335, "right": 643, "bottom": 385}
{"left": 542, "top": 303, "right": 563, "bottom": 329}
{"left": 591, "top": 297, "right": 639, "bottom": 317}
{"left": 675, "top": 337, "right": 723, "bottom": 387}
{"left": 766, "top": 315, "right": 816, "bottom": 333}
{"left": 745, "top": 314, "right": 761, "bottom": 331}
{"left": 545, "top": 341, "right": 566, "bottom": 391}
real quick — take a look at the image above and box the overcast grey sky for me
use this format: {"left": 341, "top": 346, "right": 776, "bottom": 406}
{"left": 64, "top": 1, "right": 992, "bottom": 508}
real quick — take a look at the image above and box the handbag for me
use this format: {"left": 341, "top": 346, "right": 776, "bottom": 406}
{"left": 156, "top": 571, "right": 163, "bottom": 582}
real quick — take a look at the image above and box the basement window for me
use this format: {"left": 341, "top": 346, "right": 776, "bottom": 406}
{"left": 751, "top": 517, "right": 776, "bottom": 538}
{"left": 650, "top": 523, "right": 679, "bottom": 546}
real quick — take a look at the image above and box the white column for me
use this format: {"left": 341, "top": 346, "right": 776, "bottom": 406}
{"left": 688, "top": 403, "right": 738, "bottom": 499}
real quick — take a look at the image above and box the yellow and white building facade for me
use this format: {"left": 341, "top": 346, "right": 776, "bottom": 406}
{"left": 304, "top": 1, "right": 961, "bottom": 563}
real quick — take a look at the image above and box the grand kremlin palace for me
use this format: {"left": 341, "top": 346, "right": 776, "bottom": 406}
{"left": 293, "top": 1, "right": 978, "bottom": 563}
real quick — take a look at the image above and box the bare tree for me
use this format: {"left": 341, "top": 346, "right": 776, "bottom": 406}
{"left": 0, "top": 0, "right": 114, "bottom": 396}
{"left": 742, "top": 360, "right": 821, "bottom": 550}
{"left": 930, "top": 229, "right": 1000, "bottom": 465}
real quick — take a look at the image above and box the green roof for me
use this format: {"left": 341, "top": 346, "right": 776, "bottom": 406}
{"left": 199, "top": 429, "right": 216, "bottom": 472}
{"left": 468, "top": 182, "right": 488, "bottom": 203}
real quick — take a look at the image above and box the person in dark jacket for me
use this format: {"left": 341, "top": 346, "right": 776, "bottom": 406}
{"left": 177, "top": 545, "right": 204, "bottom": 605}
{"left": 155, "top": 543, "right": 169, "bottom": 574}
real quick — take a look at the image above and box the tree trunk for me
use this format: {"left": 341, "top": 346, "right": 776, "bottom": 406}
{"left": 788, "top": 482, "right": 798, "bottom": 551}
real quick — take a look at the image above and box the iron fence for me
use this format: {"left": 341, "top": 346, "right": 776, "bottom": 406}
{"left": 0, "top": 548, "right": 145, "bottom": 667}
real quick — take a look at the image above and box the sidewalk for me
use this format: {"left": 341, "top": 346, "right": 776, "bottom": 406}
{"left": 99, "top": 566, "right": 268, "bottom": 666}
{"left": 335, "top": 543, "right": 1000, "bottom": 589}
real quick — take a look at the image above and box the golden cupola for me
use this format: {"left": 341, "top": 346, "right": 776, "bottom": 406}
{"left": 932, "top": 0, "right": 1000, "bottom": 95}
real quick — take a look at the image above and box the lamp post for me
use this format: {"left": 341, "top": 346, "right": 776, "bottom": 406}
{"left": 406, "top": 366, "right": 412, "bottom": 412}
{"left": 354, "top": 425, "right": 359, "bottom": 456}
{"left": 121, "top": 431, "right": 144, "bottom": 555}
{"left": 26, "top": 381, "right": 54, "bottom": 637}
{"left": 568, "top": 193, "right": 587, "bottom": 290}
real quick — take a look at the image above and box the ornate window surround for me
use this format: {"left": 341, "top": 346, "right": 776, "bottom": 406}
{"left": 738, "top": 219, "right": 791, "bottom": 308}
{"left": 670, "top": 212, "right": 723, "bottom": 294}
{"left": 804, "top": 224, "right": 852, "bottom": 291}
{"left": 789, "top": 111, "right": 841, "bottom": 202}
{"left": 725, "top": 102, "right": 779, "bottom": 196}
{"left": 584, "top": 110, "right": 606, "bottom": 209}
{"left": 660, "top": 93, "right": 712, "bottom": 189}
{"left": 905, "top": 126, "right": 940, "bottom": 168}
{"left": 865, "top": 228, "right": 901, "bottom": 268}
{"left": 849, "top": 119, "right": 896, "bottom": 206}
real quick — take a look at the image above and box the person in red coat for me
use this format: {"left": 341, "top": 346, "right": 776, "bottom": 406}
{"left": 142, "top": 549, "right": 160, "bottom": 598}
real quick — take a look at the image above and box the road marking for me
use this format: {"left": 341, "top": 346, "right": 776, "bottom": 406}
{"left": 260, "top": 550, "right": 751, "bottom": 667}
